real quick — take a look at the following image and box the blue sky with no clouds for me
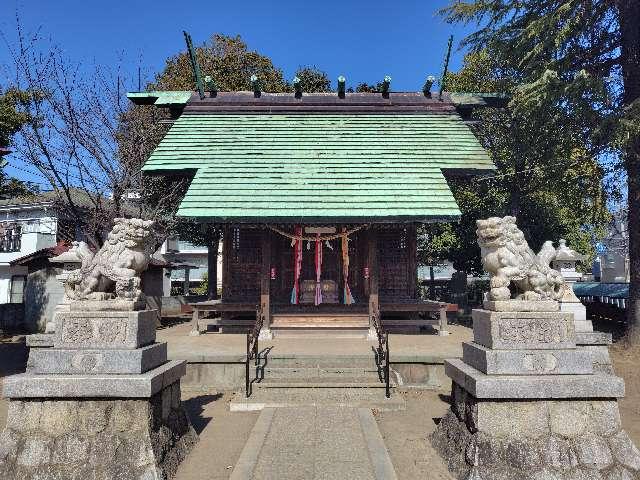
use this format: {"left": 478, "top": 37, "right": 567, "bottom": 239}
{"left": 0, "top": 0, "right": 475, "bottom": 186}
{"left": 1, "top": 0, "right": 474, "bottom": 92}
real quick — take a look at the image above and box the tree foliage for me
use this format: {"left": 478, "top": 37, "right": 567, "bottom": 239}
{"left": 0, "top": 87, "right": 38, "bottom": 198}
{"left": 440, "top": 0, "right": 640, "bottom": 339}
{"left": 120, "top": 35, "right": 335, "bottom": 243}
{"left": 0, "top": 88, "right": 31, "bottom": 148}
{"left": 422, "top": 50, "right": 610, "bottom": 273}
{"left": 118, "top": 34, "right": 335, "bottom": 298}
{"left": 294, "top": 66, "right": 332, "bottom": 93}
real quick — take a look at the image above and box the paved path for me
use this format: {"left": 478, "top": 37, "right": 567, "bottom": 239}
{"left": 230, "top": 406, "right": 398, "bottom": 480}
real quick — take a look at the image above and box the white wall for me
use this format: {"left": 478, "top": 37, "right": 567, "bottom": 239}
{"left": 0, "top": 264, "right": 28, "bottom": 304}
{"left": 0, "top": 209, "right": 58, "bottom": 304}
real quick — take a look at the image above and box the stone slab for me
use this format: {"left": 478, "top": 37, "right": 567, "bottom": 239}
{"left": 473, "top": 309, "right": 575, "bottom": 350}
{"left": 358, "top": 408, "right": 399, "bottom": 480}
{"left": 69, "top": 299, "right": 147, "bottom": 311}
{"left": 30, "top": 342, "right": 167, "bottom": 375}
{"left": 574, "top": 319, "right": 594, "bottom": 332}
{"left": 560, "top": 301, "right": 588, "bottom": 323}
{"left": 2, "top": 359, "right": 186, "bottom": 398}
{"left": 576, "top": 331, "right": 613, "bottom": 345}
{"left": 445, "top": 358, "right": 624, "bottom": 399}
{"left": 462, "top": 342, "right": 593, "bottom": 375}
{"left": 483, "top": 300, "right": 559, "bottom": 312}
{"left": 54, "top": 309, "right": 156, "bottom": 349}
{"left": 25, "top": 334, "right": 54, "bottom": 348}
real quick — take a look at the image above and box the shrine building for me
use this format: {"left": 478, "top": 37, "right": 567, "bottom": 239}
{"left": 129, "top": 88, "right": 497, "bottom": 337}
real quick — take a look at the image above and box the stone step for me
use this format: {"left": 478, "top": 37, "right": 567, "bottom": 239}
{"left": 254, "top": 376, "right": 389, "bottom": 388}
{"left": 229, "top": 387, "right": 405, "bottom": 412}
{"left": 259, "top": 366, "right": 380, "bottom": 379}
{"left": 270, "top": 326, "right": 370, "bottom": 339}
{"left": 255, "top": 355, "right": 379, "bottom": 368}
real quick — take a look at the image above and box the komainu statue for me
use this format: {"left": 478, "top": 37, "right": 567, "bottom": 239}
{"left": 64, "top": 218, "right": 156, "bottom": 302}
{"left": 476, "top": 216, "right": 565, "bottom": 301}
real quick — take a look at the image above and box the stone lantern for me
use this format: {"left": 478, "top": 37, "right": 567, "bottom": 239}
{"left": 45, "top": 242, "right": 83, "bottom": 333}
{"left": 553, "top": 239, "right": 589, "bottom": 329}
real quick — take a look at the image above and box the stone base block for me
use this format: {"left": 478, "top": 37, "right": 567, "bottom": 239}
{"left": 55, "top": 310, "right": 157, "bottom": 349}
{"left": 70, "top": 299, "right": 147, "bottom": 311}
{"left": 559, "top": 300, "right": 587, "bottom": 322}
{"left": 472, "top": 309, "right": 575, "bottom": 350}
{"left": 462, "top": 342, "right": 593, "bottom": 375}
{"left": 26, "top": 334, "right": 54, "bottom": 348}
{"left": 432, "top": 382, "right": 640, "bottom": 480}
{"left": 30, "top": 343, "right": 168, "bottom": 375}
{"left": 2, "top": 360, "right": 186, "bottom": 398}
{"left": 585, "top": 345, "right": 615, "bottom": 374}
{"left": 445, "top": 358, "right": 624, "bottom": 399}
{"left": 577, "top": 331, "right": 613, "bottom": 346}
{"left": 0, "top": 380, "right": 197, "bottom": 480}
{"left": 483, "top": 300, "right": 559, "bottom": 312}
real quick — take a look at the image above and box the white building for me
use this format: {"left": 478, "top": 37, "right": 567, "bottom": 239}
{"left": 160, "top": 238, "right": 223, "bottom": 294}
{"left": 0, "top": 194, "right": 66, "bottom": 304}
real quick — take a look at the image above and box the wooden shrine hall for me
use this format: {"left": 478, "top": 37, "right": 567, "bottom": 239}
{"left": 129, "top": 88, "right": 497, "bottom": 338}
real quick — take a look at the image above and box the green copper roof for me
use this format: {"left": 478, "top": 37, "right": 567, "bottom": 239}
{"left": 127, "top": 91, "right": 191, "bottom": 106}
{"left": 142, "top": 113, "right": 494, "bottom": 222}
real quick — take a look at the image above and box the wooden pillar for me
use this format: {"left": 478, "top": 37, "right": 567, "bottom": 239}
{"left": 408, "top": 224, "right": 418, "bottom": 299}
{"left": 183, "top": 267, "right": 191, "bottom": 296}
{"left": 368, "top": 228, "right": 379, "bottom": 331}
{"left": 260, "top": 229, "right": 271, "bottom": 332}
{"left": 221, "top": 226, "right": 231, "bottom": 302}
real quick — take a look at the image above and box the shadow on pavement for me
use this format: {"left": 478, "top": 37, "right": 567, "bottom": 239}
{"left": 0, "top": 340, "right": 28, "bottom": 379}
{"left": 182, "top": 393, "right": 224, "bottom": 434}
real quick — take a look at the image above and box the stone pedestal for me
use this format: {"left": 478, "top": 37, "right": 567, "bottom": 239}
{"left": 432, "top": 304, "right": 640, "bottom": 479}
{"left": 46, "top": 244, "right": 83, "bottom": 333}
{"left": 553, "top": 239, "right": 589, "bottom": 328}
{"left": 0, "top": 309, "right": 197, "bottom": 480}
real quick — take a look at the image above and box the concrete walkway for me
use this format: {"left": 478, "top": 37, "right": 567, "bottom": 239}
{"left": 229, "top": 406, "right": 398, "bottom": 480}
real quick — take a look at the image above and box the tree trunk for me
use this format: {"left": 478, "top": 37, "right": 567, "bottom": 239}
{"left": 207, "top": 234, "right": 220, "bottom": 300}
{"left": 618, "top": 0, "right": 640, "bottom": 344}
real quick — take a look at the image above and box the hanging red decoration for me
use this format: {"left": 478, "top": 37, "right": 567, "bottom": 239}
{"left": 290, "top": 226, "right": 303, "bottom": 304}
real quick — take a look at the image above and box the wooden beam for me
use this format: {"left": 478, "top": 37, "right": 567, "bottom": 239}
{"left": 368, "top": 229, "right": 379, "bottom": 329}
{"left": 222, "top": 226, "right": 231, "bottom": 302}
{"left": 261, "top": 230, "right": 271, "bottom": 330}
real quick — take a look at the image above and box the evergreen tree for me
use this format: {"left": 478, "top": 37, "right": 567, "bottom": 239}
{"left": 430, "top": 50, "right": 609, "bottom": 274}
{"left": 442, "top": 1, "right": 640, "bottom": 340}
{"left": 0, "top": 88, "right": 37, "bottom": 198}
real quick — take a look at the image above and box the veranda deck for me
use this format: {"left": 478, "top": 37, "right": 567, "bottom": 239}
{"left": 187, "top": 300, "right": 457, "bottom": 336}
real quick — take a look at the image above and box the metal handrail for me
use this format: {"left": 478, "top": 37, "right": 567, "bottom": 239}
{"left": 371, "top": 309, "right": 390, "bottom": 398}
{"left": 245, "top": 305, "right": 264, "bottom": 398}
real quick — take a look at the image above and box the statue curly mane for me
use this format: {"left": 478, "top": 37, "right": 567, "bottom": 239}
{"left": 476, "top": 216, "right": 565, "bottom": 301}
{"left": 65, "top": 218, "right": 156, "bottom": 303}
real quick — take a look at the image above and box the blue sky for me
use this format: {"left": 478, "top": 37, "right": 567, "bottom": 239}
{"left": 1, "top": 0, "right": 474, "bottom": 92}
{"left": 0, "top": 0, "right": 475, "bottom": 187}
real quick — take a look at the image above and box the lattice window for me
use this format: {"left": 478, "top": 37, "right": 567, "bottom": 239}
{"left": 378, "top": 227, "right": 414, "bottom": 301}
{"left": 226, "top": 228, "right": 261, "bottom": 302}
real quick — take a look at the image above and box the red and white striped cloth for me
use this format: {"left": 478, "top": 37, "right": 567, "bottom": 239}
{"left": 314, "top": 233, "right": 323, "bottom": 306}
{"left": 290, "top": 226, "right": 303, "bottom": 304}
